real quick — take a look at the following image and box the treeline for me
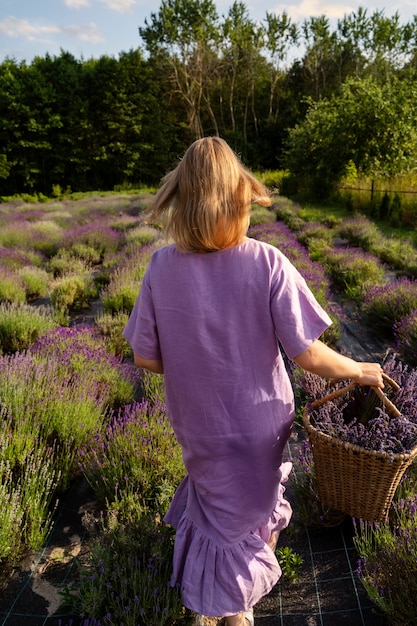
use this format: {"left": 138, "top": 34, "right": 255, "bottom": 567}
{"left": 1, "top": 0, "right": 417, "bottom": 196}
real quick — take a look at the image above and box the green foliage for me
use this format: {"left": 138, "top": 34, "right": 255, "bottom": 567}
{"left": 124, "top": 225, "right": 161, "bottom": 246}
{"left": 101, "top": 245, "right": 154, "bottom": 314}
{"left": 275, "top": 546, "right": 303, "bottom": 581}
{"left": 50, "top": 271, "right": 98, "bottom": 313}
{"left": 0, "top": 302, "right": 58, "bottom": 354}
{"left": 17, "top": 266, "right": 50, "bottom": 299}
{"left": 249, "top": 206, "right": 277, "bottom": 225}
{"left": 79, "top": 400, "right": 184, "bottom": 515}
{"left": 363, "top": 280, "right": 417, "bottom": 335}
{"left": 0, "top": 268, "right": 27, "bottom": 304}
{"left": 69, "top": 512, "right": 185, "bottom": 626}
{"left": 322, "top": 248, "right": 385, "bottom": 301}
{"left": 354, "top": 483, "right": 417, "bottom": 626}
{"left": 95, "top": 310, "right": 131, "bottom": 357}
{"left": 284, "top": 77, "right": 417, "bottom": 196}
{"left": 1, "top": 8, "right": 417, "bottom": 195}
{"left": 47, "top": 250, "right": 89, "bottom": 277}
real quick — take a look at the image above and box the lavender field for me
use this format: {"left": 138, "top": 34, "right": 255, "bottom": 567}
{"left": 0, "top": 193, "right": 416, "bottom": 625}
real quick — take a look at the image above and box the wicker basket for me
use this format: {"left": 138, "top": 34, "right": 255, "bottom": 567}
{"left": 303, "top": 374, "right": 417, "bottom": 522}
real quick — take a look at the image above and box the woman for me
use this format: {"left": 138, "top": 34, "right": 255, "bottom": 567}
{"left": 123, "top": 137, "right": 383, "bottom": 625}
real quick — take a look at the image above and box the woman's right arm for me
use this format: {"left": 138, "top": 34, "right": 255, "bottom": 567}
{"left": 134, "top": 353, "right": 164, "bottom": 374}
{"left": 293, "top": 339, "right": 384, "bottom": 388}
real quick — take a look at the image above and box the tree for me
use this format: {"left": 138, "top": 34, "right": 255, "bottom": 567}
{"left": 284, "top": 77, "right": 417, "bottom": 197}
{"left": 139, "top": 0, "right": 220, "bottom": 139}
{"left": 262, "top": 11, "right": 298, "bottom": 123}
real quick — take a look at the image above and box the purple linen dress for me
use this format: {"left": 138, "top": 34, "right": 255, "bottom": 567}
{"left": 123, "top": 237, "right": 332, "bottom": 617}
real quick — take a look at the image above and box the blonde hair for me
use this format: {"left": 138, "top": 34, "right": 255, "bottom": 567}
{"left": 148, "top": 137, "right": 272, "bottom": 253}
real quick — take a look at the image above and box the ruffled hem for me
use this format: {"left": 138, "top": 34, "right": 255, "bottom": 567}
{"left": 165, "top": 462, "right": 293, "bottom": 617}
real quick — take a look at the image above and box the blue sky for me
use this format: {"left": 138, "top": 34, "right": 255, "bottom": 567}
{"left": 0, "top": 0, "right": 415, "bottom": 63}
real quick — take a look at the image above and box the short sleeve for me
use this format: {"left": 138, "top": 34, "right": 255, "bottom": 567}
{"left": 122, "top": 268, "right": 162, "bottom": 360}
{"left": 270, "top": 251, "right": 332, "bottom": 359}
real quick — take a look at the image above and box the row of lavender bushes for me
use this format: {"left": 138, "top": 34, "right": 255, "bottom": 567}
{"left": 251, "top": 202, "right": 417, "bottom": 625}
{"left": 1, "top": 194, "right": 416, "bottom": 623}
{"left": 0, "top": 196, "right": 190, "bottom": 625}
{"left": 273, "top": 198, "right": 417, "bottom": 366}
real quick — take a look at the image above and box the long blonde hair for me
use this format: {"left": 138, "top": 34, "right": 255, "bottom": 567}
{"left": 148, "top": 137, "right": 272, "bottom": 253}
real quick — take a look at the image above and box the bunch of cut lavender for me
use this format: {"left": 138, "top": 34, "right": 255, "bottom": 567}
{"left": 302, "top": 355, "right": 417, "bottom": 455}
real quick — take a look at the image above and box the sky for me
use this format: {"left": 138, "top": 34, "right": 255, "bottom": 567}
{"left": 0, "top": 0, "right": 416, "bottom": 64}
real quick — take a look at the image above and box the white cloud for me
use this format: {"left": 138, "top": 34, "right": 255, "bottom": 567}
{"left": 101, "top": 0, "right": 136, "bottom": 14}
{"left": 64, "top": 0, "right": 91, "bottom": 8}
{"left": 0, "top": 16, "right": 103, "bottom": 45}
{"left": 61, "top": 22, "right": 104, "bottom": 43}
{"left": 268, "top": 0, "right": 355, "bottom": 21}
{"left": 0, "top": 17, "right": 59, "bottom": 41}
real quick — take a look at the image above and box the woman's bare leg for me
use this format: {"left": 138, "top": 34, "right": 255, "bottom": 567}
{"left": 225, "top": 613, "right": 245, "bottom": 626}
{"left": 268, "top": 530, "right": 279, "bottom": 552}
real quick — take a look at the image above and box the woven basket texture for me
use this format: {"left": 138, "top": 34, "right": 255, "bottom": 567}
{"left": 303, "top": 407, "right": 417, "bottom": 521}
{"left": 303, "top": 378, "right": 417, "bottom": 521}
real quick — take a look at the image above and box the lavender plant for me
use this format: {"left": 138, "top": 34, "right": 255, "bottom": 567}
{"left": 0, "top": 245, "right": 44, "bottom": 269}
{"left": 296, "top": 222, "right": 334, "bottom": 251}
{"left": 49, "top": 269, "right": 98, "bottom": 316}
{"left": 101, "top": 245, "right": 156, "bottom": 314}
{"left": 78, "top": 399, "right": 184, "bottom": 515}
{"left": 363, "top": 278, "right": 417, "bottom": 335}
{"left": 354, "top": 492, "right": 417, "bottom": 625}
{"left": 290, "top": 438, "right": 347, "bottom": 527}
{"left": 337, "top": 216, "right": 380, "bottom": 251}
{"left": 394, "top": 309, "right": 417, "bottom": 365}
{"left": 0, "top": 408, "right": 61, "bottom": 561}
{"left": 0, "top": 266, "right": 26, "bottom": 304}
{"left": 338, "top": 215, "right": 417, "bottom": 275}
{"left": 0, "top": 302, "right": 58, "bottom": 354}
{"left": 29, "top": 325, "right": 140, "bottom": 409}
{"left": 64, "top": 222, "right": 121, "bottom": 260}
{"left": 94, "top": 310, "right": 131, "bottom": 357}
{"left": 301, "top": 354, "right": 417, "bottom": 455}
{"left": 321, "top": 247, "right": 385, "bottom": 300}
{"left": 16, "top": 266, "right": 50, "bottom": 299}
{"left": 72, "top": 513, "right": 186, "bottom": 626}
{"left": 124, "top": 225, "right": 162, "bottom": 246}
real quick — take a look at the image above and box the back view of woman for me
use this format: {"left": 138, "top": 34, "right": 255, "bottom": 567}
{"left": 123, "top": 137, "right": 383, "bottom": 625}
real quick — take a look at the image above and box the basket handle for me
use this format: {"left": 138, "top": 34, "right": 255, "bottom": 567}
{"left": 310, "top": 372, "right": 401, "bottom": 418}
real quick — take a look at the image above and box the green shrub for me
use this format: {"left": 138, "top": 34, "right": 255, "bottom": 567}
{"left": 47, "top": 250, "right": 89, "bottom": 277}
{"left": 363, "top": 279, "right": 417, "bottom": 334}
{"left": 71, "top": 512, "right": 185, "bottom": 626}
{"left": 296, "top": 223, "right": 334, "bottom": 250}
{"left": 0, "top": 302, "right": 58, "bottom": 354}
{"left": 324, "top": 248, "right": 385, "bottom": 300}
{"left": 249, "top": 206, "right": 276, "bottom": 225}
{"left": 124, "top": 225, "right": 161, "bottom": 246}
{"left": 17, "top": 266, "right": 50, "bottom": 299}
{"left": 95, "top": 310, "right": 131, "bottom": 357}
{"left": 79, "top": 400, "right": 184, "bottom": 513}
{"left": 50, "top": 271, "right": 98, "bottom": 313}
{"left": 70, "top": 243, "right": 102, "bottom": 265}
{"left": 0, "top": 268, "right": 26, "bottom": 304}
